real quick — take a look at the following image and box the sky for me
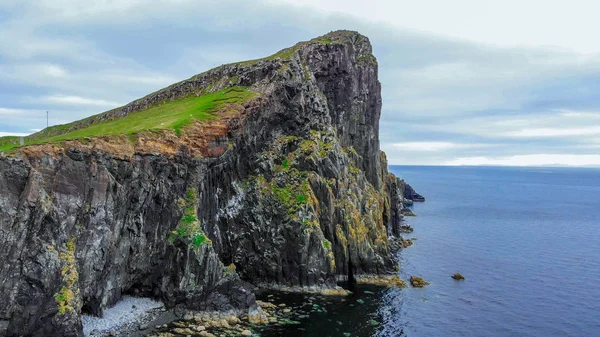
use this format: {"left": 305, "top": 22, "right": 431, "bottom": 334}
{"left": 1, "top": 0, "right": 600, "bottom": 166}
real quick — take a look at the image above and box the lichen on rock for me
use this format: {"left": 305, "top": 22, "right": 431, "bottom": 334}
{"left": 55, "top": 237, "right": 82, "bottom": 316}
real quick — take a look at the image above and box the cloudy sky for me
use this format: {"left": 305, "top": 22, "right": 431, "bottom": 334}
{"left": 1, "top": 0, "right": 600, "bottom": 166}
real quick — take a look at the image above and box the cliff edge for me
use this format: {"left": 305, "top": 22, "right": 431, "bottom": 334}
{"left": 0, "top": 30, "right": 419, "bottom": 337}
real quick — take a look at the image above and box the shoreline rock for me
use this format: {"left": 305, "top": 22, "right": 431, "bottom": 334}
{"left": 401, "top": 238, "right": 414, "bottom": 248}
{"left": 409, "top": 276, "right": 430, "bottom": 288}
{"left": 355, "top": 275, "right": 408, "bottom": 288}
{"left": 401, "top": 208, "right": 417, "bottom": 216}
{"left": 399, "top": 224, "right": 414, "bottom": 233}
{"left": 256, "top": 284, "right": 352, "bottom": 296}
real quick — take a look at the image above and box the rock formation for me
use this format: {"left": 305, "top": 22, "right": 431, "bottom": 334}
{"left": 452, "top": 273, "right": 465, "bottom": 281}
{"left": 0, "top": 30, "right": 419, "bottom": 337}
{"left": 403, "top": 181, "right": 425, "bottom": 202}
{"left": 410, "top": 276, "right": 430, "bottom": 288}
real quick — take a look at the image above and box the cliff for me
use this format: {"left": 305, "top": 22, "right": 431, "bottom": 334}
{"left": 0, "top": 30, "right": 418, "bottom": 337}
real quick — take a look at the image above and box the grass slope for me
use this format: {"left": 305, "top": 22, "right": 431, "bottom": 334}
{"left": 0, "top": 87, "right": 256, "bottom": 153}
{"left": 0, "top": 136, "right": 20, "bottom": 153}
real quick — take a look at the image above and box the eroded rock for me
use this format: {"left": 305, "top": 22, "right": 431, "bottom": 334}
{"left": 410, "top": 276, "right": 430, "bottom": 288}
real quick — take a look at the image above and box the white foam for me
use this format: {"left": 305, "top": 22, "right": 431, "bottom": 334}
{"left": 82, "top": 296, "right": 164, "bottom": 337}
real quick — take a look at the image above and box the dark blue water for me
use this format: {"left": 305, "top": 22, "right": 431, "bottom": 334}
{"left": 258, "top": 166, "right": 600, "bottom": 336}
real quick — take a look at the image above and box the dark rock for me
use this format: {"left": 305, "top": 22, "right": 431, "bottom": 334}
{"left": 452, "top": 273, "right": 465, "bottom": 281}
{"left": 403, "top": 182, "right": 425, "bottom": 202}
{"left": 0, "top": 30, "right": 419, "bottom": 337}
{"left": 401, "top": 208, "right": 416, "bottom": 217}
{"left": 398, "top": 224, "right": 414, "bottom": 233}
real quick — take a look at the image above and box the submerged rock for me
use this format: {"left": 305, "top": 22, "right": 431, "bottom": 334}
{"left": 410, "top": 276, "right": 430, "bottom": 288}
{"left": 452, "top": 273, "right": 466, "bottom": 281}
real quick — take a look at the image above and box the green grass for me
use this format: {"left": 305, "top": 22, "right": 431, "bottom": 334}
{"left": 0, "top": 136, "right": 20, "bottom": 153}
{"left": 1, "top": 87, "right": 256, "bottom": 153}
{"left": 169, "top": 188, "right": 211, "bottom": 249}
{"left": 233, "top": 45, "right": 301, "bottom": 67}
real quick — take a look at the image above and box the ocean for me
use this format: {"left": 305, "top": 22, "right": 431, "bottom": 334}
{"left": 256, "top": 165, "right": 600, "bottom": 337}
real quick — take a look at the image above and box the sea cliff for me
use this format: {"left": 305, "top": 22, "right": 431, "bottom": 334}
{"left": 0, "top": 30, "right": 419, "bottom": 337}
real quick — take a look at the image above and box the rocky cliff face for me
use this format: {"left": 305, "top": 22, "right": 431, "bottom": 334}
{"left": 0, "top": 31, "right": 418, "bottom": 337}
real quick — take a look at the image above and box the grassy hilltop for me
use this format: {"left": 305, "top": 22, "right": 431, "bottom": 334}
{"left": 0, "top": 87, "right": 255, "bottom": 153}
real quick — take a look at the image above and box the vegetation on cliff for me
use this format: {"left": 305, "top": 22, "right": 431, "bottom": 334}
{"left": 0, "top": 30, "right": 421, "bottom": 337}
{"left": 170, "top": 188, "right": 211, "bottom": 249}
{"left": 0, "top": 87, "right": 256, "bottom": 153}
{"left": 55, "top": 238, "right": 81, "bottom": 316}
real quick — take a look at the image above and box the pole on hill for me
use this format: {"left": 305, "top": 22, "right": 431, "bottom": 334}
{"left": 46, "top": 111, "right": 48, "bottom": 128}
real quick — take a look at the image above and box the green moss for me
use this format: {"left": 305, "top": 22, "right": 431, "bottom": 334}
{"left": 224, "top": 263, "right": 236, "bottom": 275}
{"left": 170, "top": 188, "right": 211, "bottom": 248}
{"left": 322, "top": 240, "right": 331, "bottom": 250}
{"left": 357, "top": 54, "right": 377, "bottom": 66}
{"left": 233, "top": 45, "right": 300, "bottom": 67}
{"left": 55, "top": 237, "right": 79, "bottom": 316}
{"left": 309, "top": 35, "right": 345, "bottom": 46}
{"left": 192, "top": 232, "right": 209, "bottom": 247}
{"left": 348, "top": 165, "right": 360, "bottom": 175}
{"left": 303, "top": 65, "right": 312, "bottom": 81}
{"left": 181, "top": 215, "right": 196, "bottom": 224}
{"left": 344, "top": 146, "right": 359, "bottom": 157}
{"left": 299, "top": 139, "right": 317, "bottom": 153}
{"left": 271, "top": 184, "right": 309, "bottom": 213}
{"left": 282, "top": 158, "right": 290, "bottom": 169}
{"left": 250, "top": 169, "right": 316, "bottom": 225}
{"left": 296, "top": 192, "right": 308, "bottom": 204}
{"left": 185, "top": 188, "right": 198, "bottom": 202}
{"left": 310, "top": 130, "right": 334, "bottom": 158}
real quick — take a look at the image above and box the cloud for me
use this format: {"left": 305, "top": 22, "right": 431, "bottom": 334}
{"left": 41, "top": 95, "right": 121, "bottom": 107}
{"left": 504, "top": 126, "right": 600, "bottom": 138}
{"left": 391, "top": 142, "right": 490, "bottom": 151}
{"left": 277, "top": 0, "right": 600, "bottom": 54}
{"left": 0, "top": 132, "right": 29, "bottom": 137}
{"left": 445, "top": 154, "right": 600, "bottom": 167}
{"left": 0, "top": 108, "right": 34, "bottom": 115}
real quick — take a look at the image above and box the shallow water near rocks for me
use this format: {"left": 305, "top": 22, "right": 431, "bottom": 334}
{"left": 253, "top": 284, "right": 387, "bottom": 337}
{"left": 254, "top": 166, "right": 600, "bottom": 336}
